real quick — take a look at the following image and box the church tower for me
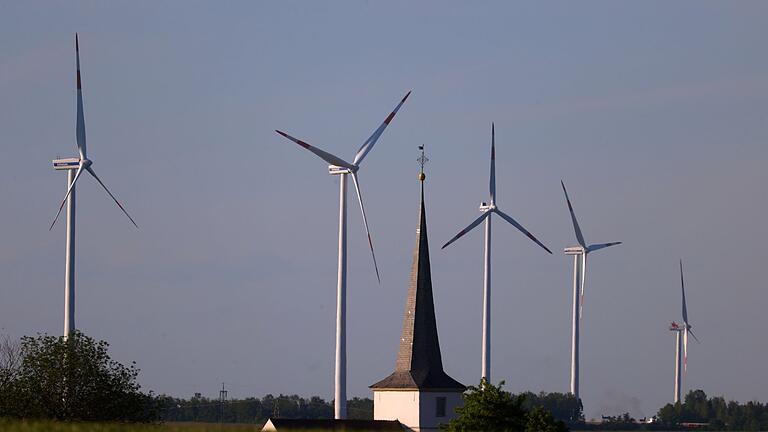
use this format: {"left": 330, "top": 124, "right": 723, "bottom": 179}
{"left": 370, "top": 148, "right": 465, "bottom": 431}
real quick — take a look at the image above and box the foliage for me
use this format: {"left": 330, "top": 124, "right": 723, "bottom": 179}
{"left": 525, "top": 407, "right": 568, "bottom": 432}
{"left": 443, "top": 379, "right": 568, "bottom": 432}
{"left": 0, "top": 331, "right": 157, "bottom": 422}
{"left": 519, "top": 391, "right": 583, "bottom": 424}
{"left": 656, "top": 389, "right": 768, "bottom": 430}
{"left": 0, "top": 333, "right": 23, "bottom": 413}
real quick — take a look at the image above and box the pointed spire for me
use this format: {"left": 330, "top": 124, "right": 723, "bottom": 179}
{"left": 370, "top": 148, "right": 464, "bottom": 391}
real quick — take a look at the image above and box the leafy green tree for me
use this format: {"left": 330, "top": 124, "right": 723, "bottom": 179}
{"left": 444, "top": 380, "right": 568, "bottom": 432}
{"left": 443, "top": 379, "right": 527, "bottom": 431}
{"left": 1, "top": 331, "right": 156, "bottom": 421}
{"left": 525, "top": 407, "right": 568, "bottom": 432}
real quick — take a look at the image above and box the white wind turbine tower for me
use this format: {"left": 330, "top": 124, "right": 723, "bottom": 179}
{"left": 50, "top": 34, "right": 138, "bottom": 339}
{"left": 669, "top": 259, "right": 699, "bottom": 404}
{"left": 442, "top": 123, "right": 552, "bottom": 382}
{"left": 275, "top": 91, "right": 411, "bottom": 419}
{"left": 560, "top": 180, "right": 621, "bottom": 401}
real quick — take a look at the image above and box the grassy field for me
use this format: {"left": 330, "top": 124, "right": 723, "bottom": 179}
{"left": 0, "top": 420, "right": 265, "bottom": 432}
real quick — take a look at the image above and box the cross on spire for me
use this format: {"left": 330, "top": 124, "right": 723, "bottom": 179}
{"left": 417, "top": 145, "right": 429, "bottom": 181}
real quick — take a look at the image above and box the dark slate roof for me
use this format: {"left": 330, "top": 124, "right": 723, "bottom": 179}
{"left": 370, "top": 183, "right": 465, "bottom": 392}
{"left": 262, "top": 418, "right": 404, "bottom": 431}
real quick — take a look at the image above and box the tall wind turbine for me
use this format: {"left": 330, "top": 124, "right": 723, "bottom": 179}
{"left": 50, "top": 34, "right": 138, "bottom": 339}
{"left": 275, "top": 91, "right": 411, "bottom": 419}
{"left": 669, "top": 259, "right": 700, "bottom": 404}
{"left": 560, "top": 180, "right": 621, "bottom": 400}
{"left": 441, "top": 124, "right": 552, "bottom": 382}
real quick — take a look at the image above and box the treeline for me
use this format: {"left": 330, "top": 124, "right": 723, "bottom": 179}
{"left": 518, "top": 391, "right": 584, "bottom": 424}
{"left": 657, "top": 389, "right": 768, "bottom": 431}
{"left": 156, "top": 394, "right": 373, "bottom": 424}
{"left": 154, "top": 390, "right": 582, "bottom": 425}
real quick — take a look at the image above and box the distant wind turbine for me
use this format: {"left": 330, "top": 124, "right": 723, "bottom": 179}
{"left": 669, "top": 259, "right": 700, "bottom": 404}
{"left": 442, "top": 124, "right": 552, "bottom": 382}
{"left": 50, "top": 34, "right": 138, "bottom": 338}
{"left": 275, "top": 91, "right": 411, "bottom": 419}
{"left": 560, "top": 180, "right": 621, "bottom": 400}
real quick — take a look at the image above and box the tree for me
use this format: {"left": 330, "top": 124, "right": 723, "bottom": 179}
{"left": 656, "top": 389, "right": 768, "bottom": 431}
{"left": 0, "top": 333, "right": 23, "bottom": 414}
{"left": 347, "top": 396, "right": 374, "bottom": 419}
{"left": 443, "top": 380, "right": 568, "bottom": 432}
{"left": 0, "top": 331, "right": 157, "bottom": 421}
{"left": 525, "top": 407, "right": 568, "bottom": 432}
{"left": 520, "top": 391, "right": 583, "bottom": 424}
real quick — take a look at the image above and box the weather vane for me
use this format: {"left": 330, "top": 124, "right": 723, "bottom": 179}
{"left": 417, "top": 145, "right": 429, "bottom": 181}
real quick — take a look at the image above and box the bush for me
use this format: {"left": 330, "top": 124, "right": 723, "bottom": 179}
{"left": 0, "top": 331, "right": 157, "bottom": 422}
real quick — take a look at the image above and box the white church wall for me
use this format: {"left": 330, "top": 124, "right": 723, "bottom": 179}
{"left": 374, "top": 390, "right": 420, "bottom": 429}
{"left": 418, "top": 391, "right": 463, "bottom": 430}
{"left": 374, "top": 390, "right": 463, "bottom": 431}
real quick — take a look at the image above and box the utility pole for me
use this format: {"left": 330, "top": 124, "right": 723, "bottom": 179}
{"left": 218, "top": 382, "right": 227, "bottom": 424}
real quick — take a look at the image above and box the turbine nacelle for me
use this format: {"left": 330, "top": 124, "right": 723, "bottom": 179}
{"left": 564, "top": 245, "right": 586, "bottom": 255}
{"left": 478, "top": 202, "right": 495, "bottom": 212}
{"left": 329, "top": 164, "right": 358, "bottom": 175}
{"left": 53, "top": 157, "right": 80, "bottom": 170}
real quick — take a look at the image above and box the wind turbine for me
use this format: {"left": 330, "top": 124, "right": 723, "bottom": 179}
{"left": 441, "top": 123, "right": 552, "bottom": 382}
{"left": 50, "top": 34, "right": 138, "bottom": 339}
{"left": 669, "top": 259, "right": 699, "bottom": 404}
{"left": 275, "top": 91, "right": 411, "bottom": 419}
{"left": 560, "top": 180, "right": 621, "bottom": 400}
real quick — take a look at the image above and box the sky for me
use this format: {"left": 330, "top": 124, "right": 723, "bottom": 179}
{"left": 1, "top": 1, "right": 767, "bottom": 420}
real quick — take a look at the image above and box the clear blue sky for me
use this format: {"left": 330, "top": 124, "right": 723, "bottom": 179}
{"left": 1, "top": 1, "right": 767, "bottom": 419}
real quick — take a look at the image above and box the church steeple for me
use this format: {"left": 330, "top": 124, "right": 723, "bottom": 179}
{"left": 371, "top": 147, "right": 464, "bottom": 391}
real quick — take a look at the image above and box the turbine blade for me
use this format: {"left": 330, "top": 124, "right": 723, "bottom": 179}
{"left": 441, "top": 211, "right": 490, "bottom": 250}
{"left": 560, "top": 180, "right": 586, "bottom": 247}
{"left": 86, "top": 166, "right": 138, "bottom": 228}
{"left": 680, "top": 259, "right": 688, "bottom": 324}
{"left": 489, "top": 123, "right": 496, "bottom": 205}
{"left": 688, "top": 328, "right": 701, "bottom": 344}
{"left": 275, "top": 130, "right": 355, "bottom": 170}
{"left": 493, "top": 208, "right": 553, "bottom": 254}
{"left": 75, "top": 34, "right": 87, "bottom": 160}
{"left": 353, "top": 91, "right": 411, "bottom": 166}
{"left": 587, "top": 241, "right": 622, "bottom": 253}
{"left": 49, "top": 164, "right": 85, "bottom": 230}
{"left": 350, "top": 172, "right": 380, "bottom": 283}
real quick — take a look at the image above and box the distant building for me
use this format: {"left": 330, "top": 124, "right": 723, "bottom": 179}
{"left": 370, "top": 176, "right": 465, "bottom": 431}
